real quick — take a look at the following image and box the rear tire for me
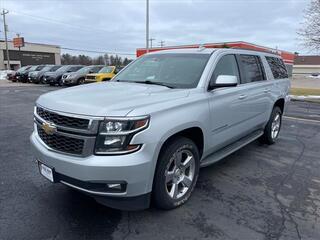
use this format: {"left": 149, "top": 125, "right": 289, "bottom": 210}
{"left": 153, "top": 137, "right": 200, "bottom": 210}
{"left": 260, "top": 106, "right": 282, "bottom": 145}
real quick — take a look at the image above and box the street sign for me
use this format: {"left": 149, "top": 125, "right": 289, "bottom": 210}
{"left": 13, "top": 37, "right": 24, "bottom": 48}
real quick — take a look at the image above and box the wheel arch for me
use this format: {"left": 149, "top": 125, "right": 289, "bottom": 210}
{"left": 274, "top": 98, "right": 285, "bottom": 113}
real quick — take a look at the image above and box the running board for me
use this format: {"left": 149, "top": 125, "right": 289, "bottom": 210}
{"left": 200, "top": 130, "right": 264, "bottom": 168}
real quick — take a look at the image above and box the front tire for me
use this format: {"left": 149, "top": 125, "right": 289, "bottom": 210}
{"left": 153, "top": 137, "right": 200, "bottom": 209}
{"left": 260, "top": 106, "right": 282, "bottom": 145}
{"left": 77, "top": 78, "right": 85, "bottom": 85}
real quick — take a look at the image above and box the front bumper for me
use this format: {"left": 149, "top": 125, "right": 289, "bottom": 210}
{"left": 62, "top": 77, "right": 77, "bottom": 85}
{"left": 29, "top": 76, "right": 39, "bottom": 83}
{"left": 30, "top": 131, "right": 155, "bottom": 209}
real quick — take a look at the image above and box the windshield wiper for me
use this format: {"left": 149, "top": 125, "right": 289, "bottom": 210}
{"left": 133, "top": 80, "right": 174, "bottom": 89}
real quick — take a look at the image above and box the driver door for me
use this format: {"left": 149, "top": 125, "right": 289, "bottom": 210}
{"left": 207, "top": 54, "right": 248, "bottom": 153}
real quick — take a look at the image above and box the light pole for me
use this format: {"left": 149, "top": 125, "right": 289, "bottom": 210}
{"left": 1, "top": 9, "right": 10, "bottom": 70}
{"left": 146, "top": 0, "right": 149, "bottom": 53}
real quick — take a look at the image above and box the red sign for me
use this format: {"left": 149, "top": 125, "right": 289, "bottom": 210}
{"left": 13, "top": 37, "right": 25, "bottom": 48}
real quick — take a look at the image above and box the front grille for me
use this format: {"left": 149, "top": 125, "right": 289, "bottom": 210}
{"left": 86, "top": 75, "right": 96, "bottom": 80}
{"left": 37, "top": 125, "right": 84, "bottom": 155}
{"left": 36, "top": 107, "right": 89, "bottom": 129}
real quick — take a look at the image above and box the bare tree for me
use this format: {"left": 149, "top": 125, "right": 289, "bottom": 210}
{"left": 298, "top": 0, "right": 320, "bottom": 51}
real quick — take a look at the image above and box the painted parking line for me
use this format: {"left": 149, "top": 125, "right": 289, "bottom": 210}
{"left": 283, "top": 116, "right": 320, "bottom": 124}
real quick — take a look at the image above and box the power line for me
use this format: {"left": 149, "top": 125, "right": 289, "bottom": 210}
{"left": 61, "top": 46, "right": 136, "bottom": 56}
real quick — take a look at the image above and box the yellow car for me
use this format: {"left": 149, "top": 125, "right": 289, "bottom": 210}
{"left": 85, "top": 66, "right": 120, "bottom": 82}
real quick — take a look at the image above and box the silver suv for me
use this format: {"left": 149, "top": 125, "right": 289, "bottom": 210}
{"left": 30, "top": 48, "right": 290, "bottom": 210}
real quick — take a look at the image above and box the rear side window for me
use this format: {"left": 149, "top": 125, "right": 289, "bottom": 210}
{"left": 238, "top": 55, "right": 265, "bottom": 84}
{"left": 210, "top": 54, "right": 240, "bottom": 83}
{"left": 266, "top": 56, "right": 288, "bottom": 79}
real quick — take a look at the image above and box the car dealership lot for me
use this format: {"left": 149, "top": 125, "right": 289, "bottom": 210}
{"left": 0, "top": 85, "right": 319, "bottom": 240}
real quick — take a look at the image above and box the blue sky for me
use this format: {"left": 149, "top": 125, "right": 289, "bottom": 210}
{"left": 0, "top": 0, "right": 311, "bottom": 58}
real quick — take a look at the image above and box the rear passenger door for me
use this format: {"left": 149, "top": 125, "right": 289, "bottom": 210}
{"left": 235, "top": 54, "right": 273, "bottom": 132}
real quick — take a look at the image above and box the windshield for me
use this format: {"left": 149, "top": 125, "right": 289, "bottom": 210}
{"left": 113, "top": 53, "right": 210, "bottom": 88}
{"left": 18, "top": 66, "right": 30, "bottom": 72}
{"left": 50, "top": 65, "right": 62, "bottom": 72}
{"left": 76, "top": 66, "right": 91, "bottom": 73}
{"left": 28, "top": 66, "right": 38, "bottom": 71}
{"left": 56, "top": 66, "right": 70, "bottom": 72}
{"left": 99, "top": 66, "right": 114, "bottom": 73}
{"left": 41, "top": 66, "right": 53, "bottom": 71}
{"left": 36, "top": 65, "right": 45, "bottom": 71}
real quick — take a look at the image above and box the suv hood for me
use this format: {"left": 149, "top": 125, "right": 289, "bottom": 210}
{"left": 37, "top": 82, "right": 190, "bottom": 117}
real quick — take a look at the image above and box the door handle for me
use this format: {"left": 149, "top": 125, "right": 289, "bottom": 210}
{"left": 238, "top": 94, "right": 247, "bottom": 100}
{"left": 264, "top": 88, "right": 271, "bottom": 93}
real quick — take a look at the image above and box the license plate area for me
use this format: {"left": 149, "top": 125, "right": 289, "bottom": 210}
{"left": 38, "top": 162, "right": 55, "bottom": 182}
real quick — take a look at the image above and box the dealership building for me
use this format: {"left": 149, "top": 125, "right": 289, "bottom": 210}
{"left": 0, "top": 40, "right": 61, "bottom": 70}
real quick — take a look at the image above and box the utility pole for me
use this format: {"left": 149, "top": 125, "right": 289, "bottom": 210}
{"left": 146, "top": 0, "right": 149, "bottom": 53}
{"left": 149, "top": 38, "right": 155, "bottom": 49}
{"left": 159, "top": 40, "right": 165, "bottom": 48}
{"left": 1, "top": 9, "right": 10, "bottom": 70}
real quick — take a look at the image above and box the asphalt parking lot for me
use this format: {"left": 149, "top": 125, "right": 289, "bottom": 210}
{"left": 0, "top": 84, "right": 320, "bottom": 240}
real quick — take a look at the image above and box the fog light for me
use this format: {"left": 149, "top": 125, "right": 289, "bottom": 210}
{"left": 107, "top": 183, "right": 122, "bottom": 190}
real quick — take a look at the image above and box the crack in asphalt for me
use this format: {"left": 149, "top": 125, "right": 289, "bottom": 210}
{"left": 122, "top": 211, "right": 132, "bottom": 240}
{"left": 271, "top": 126, "right": 307, "bottom": 240}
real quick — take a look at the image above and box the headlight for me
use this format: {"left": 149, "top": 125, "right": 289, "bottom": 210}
{"left": 95, "top": 116, "right": 149, "bottom": 155}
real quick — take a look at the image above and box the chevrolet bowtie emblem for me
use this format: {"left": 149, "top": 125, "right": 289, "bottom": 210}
{"left": 42, "top": 122, "right": 57, "bottom": 135}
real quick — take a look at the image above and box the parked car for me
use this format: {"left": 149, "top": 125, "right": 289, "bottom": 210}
{"left": 14, "top": 65, "right": 31, "bottom": 82}
{"left": 61, "top": 65, "right": 104, "bottom": 86}
{"left": 43, "top": 65, "right": 83, "bottom": 86}
{"left": 17, "top": 65, "right": 45, "bottom": 83}
{"left": 85, "top": 66, "right": 121, "bottom": 83}
{"left": 31, "top": 48, "right": 290, "bottom": 210}
{"left": 0, "top": 70, "right": 16, "bottom": 80}
{"left": 28, "top": 65, "right": 62, "bottom": 84}
{"left": 6, "top": 70, "right": 16, "bottom": 81}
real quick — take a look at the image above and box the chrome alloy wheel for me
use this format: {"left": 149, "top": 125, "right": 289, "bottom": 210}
{"left": 165, "top": 149, "right": 196, "bottom": 199}
{"left": 271, "top": 113, "right": 281, "bottom": 139}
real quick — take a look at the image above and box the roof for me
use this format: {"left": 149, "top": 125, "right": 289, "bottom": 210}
{"left": 294, "top": 55, "right": 320, "bottom": 65}
{"left": 147, "top": 48, "right": 280, "bottom": 58}
{"left": 148, "top": 48, "right": 216, "bottom": 55}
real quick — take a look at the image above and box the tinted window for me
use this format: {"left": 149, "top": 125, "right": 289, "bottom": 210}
{"left": 90, "top": 66, "right": 103, "bottom": 73}
{"left": 50, "top": 65, "right": 62, "bottom": 72}
{"left": 114, "top": 54, "right": 210, "bottom": 89}
{"left": 69, "top": 66, "right": 83, "bottom": 72}
{"left": 266, "top": 56, "right": 288, "bottom": 79}
{"left": 210, "top": 54, "right": 239, "bottom": 84}
{"left": 238, "top": 55, "right": 265, "bottom": 83}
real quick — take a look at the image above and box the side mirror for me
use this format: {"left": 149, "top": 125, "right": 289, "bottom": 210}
{"left": 209, "top": 75, "right": 237, "bottom": 90}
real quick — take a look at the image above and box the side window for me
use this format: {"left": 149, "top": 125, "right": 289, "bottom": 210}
{"left": 238, "top": 55, "right": 265, "bottom": 84}
{"left": 210, "top": 54, "right": 240, "bottom": 84}
{"left": 266, "top": 56, "right": 288, "bottom": 79}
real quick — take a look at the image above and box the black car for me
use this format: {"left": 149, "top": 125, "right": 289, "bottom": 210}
{"left": 13, "top": 66, "right": 31, "bottom": 82}
{"left": 43, "top": 65, "right": 84, "bottom": 86}
{"left": 16, "top": 65, "right": 46, "bottom": 83}
{"left": 28, "top": 65, "right": 62, "bottom": 84}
